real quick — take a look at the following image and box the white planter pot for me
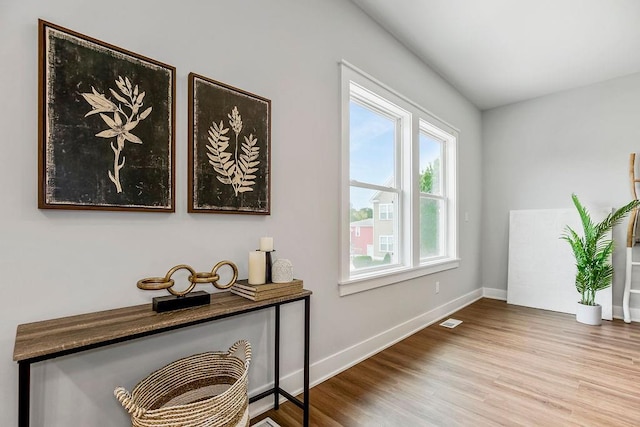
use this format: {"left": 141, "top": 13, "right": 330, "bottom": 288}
{"left": 575, "top": 302, "right": 602, "bottom": 325}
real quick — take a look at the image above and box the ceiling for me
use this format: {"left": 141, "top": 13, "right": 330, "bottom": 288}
{"left": 350, "top": 0, "right": 640, "bottom": 110}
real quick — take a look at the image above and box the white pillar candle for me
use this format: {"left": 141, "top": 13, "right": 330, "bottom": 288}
{"left": 248, "top": 251, "right": 266, "bottom": 285}
{"left": 259, "top": 237, "right": 274, "bottom": 252}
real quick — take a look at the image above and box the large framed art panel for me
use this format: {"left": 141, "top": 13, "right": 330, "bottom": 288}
{"left": 188, "top": 73, "right": 271, "bottom": 214}
{"left": 38, "top": 20, "right": 175, "bottom": 211}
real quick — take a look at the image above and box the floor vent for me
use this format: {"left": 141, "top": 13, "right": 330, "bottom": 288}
{"left": 439, "top": 318, "right": 463, "bottom": 328}
{"left": 253, "top": 418, "right": 281, "bottom": 427}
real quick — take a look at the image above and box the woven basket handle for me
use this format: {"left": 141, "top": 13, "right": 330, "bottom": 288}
{"left": 114, "top": 387, "right": 147, "bottom": 418}
{"left": 228, "top": 340, "right": 252, "bottom": 369}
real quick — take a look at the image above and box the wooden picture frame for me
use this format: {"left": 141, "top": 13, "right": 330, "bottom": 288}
{"left": 38, "top": 20, "right": 176, "bottom": 211}
{"left": 188, "top": 73, "right": 271, "bottom": 214}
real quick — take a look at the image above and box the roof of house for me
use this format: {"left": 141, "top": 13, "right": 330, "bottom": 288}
{"left": 350, "top": 218, "right": 373, "bottom": 227}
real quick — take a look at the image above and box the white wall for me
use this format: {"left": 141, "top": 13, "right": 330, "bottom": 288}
{"left": 0, "top": 0, "right": 483, "bottom": 425}
{"left": 482, "top": 72, "right": 640, "bottom": 315}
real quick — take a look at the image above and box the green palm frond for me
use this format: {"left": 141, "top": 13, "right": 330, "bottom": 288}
{"left": 562, "top": 194, "right": 640, "bottom": 305}
{"left": 595, "top": 199, "right": 640, "bottom": 237}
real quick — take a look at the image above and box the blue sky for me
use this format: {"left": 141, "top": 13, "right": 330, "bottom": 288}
{"left": 350, "top": 101, "right": 440, "bottom": 210}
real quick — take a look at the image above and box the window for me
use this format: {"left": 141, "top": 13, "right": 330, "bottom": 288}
{"left": 339, "top": 61, "right": 459, "bottom": 296}
{"left": 379, "top": 235, "right": 394, "bottom": 253}
{"left": 379, "top": 203, "right": 393, "bottom": 220}
{"left": 420, "top": 126, "right": 445, "bottom": 260}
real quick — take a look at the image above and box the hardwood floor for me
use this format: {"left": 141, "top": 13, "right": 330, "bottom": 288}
{"left": 251, "top": 298, "right": 640, "bottom": 426}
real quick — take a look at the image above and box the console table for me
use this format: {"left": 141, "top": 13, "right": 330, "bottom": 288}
{"left": 13, "top": 287, "right": 311, "bottom": 427}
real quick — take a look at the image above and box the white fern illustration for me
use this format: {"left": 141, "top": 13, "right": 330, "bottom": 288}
{"left": 81, "top": 76, "right": 152, "bottom": 193}
{"left": 206, "top": 107, "right": 260, "bottom": 196}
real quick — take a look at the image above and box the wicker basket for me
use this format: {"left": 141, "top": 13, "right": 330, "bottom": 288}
{"left": 115, "top": 340, "right": 251, "bottom": 427}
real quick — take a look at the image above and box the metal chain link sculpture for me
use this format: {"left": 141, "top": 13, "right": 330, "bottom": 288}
{"left": 137, "top": 261, "right": 238, "bottom": 312}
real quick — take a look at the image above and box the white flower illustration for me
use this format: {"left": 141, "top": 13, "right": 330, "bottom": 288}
{"left": 81, "top": 76, "right": 152, "bottom": 193}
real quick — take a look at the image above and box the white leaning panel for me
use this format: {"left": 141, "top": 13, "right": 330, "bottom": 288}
{"left": 507, "top": 208, "right": 612, "bottom": 320}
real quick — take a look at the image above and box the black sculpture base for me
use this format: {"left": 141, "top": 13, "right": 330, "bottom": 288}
{"left": 152, "top": 291, "right": 210, "bottom": 313}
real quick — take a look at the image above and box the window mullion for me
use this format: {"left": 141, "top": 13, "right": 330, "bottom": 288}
{"left": 410, "top": 112, "right": 420, "bottom": 268}
{"left": 396, "top": 115, "right": 404, "bottom": 268}
{"left": 420, "top": 193, "right": 446, "bottom": 201}
{"left": 350, "top": 180, "right": 400, "bottom": 194}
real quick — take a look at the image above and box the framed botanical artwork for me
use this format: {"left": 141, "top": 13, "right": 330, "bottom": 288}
{"left": 188, "top": 73, "right": 271, "bottom": 214}
{"left": 38, "top": 20, "right": 176, "bottom": 211}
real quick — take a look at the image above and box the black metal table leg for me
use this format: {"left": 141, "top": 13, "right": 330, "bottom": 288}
{"left": 274, "top": 304, "right": 280, "bottom": 410}
{"left": 303, "top": 296, "right": 310, "bottom": 427}
{"left": 18, "top": 361, "right": 30, "bottom": 427}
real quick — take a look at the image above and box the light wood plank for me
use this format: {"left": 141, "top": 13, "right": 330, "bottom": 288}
{"left": 14, "top": 289, "right": 311, "bottom": 362}
{"left": 252, "top": 298, "right": 640, "bottom": 426}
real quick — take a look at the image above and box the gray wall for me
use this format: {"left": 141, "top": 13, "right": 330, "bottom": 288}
{"left": 482, "top": 72, "right": 640, "bottom": 313}
{"left": 0, "top": 1, "right": 483, "bottom": 425}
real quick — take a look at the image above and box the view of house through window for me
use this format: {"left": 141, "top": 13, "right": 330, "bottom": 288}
{"left": 340, "top": 62, "right": 458, "bottom": 294}
{"left": 348, "top": 92, "right": 400, "bottom": 272}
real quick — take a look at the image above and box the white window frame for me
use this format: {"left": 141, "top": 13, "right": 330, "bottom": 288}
{"left": 339, "top": 61, "right": 459, "bottom": 296}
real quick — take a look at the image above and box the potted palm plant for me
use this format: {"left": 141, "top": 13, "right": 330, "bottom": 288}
{"left": 561, "top": 193, "right": 640, "bottom": 325}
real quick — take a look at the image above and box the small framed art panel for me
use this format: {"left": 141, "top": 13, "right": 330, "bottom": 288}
{"left": 38, "top": 20, "right": 176, "bottom": 211}
{"left": 188, "top": 73, "right": 271, "bottom": 214}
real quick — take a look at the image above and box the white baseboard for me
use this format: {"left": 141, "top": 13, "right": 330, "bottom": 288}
{"left": 482, "top": 287, "right": 507, "bottom": 300}
{"left": 612, "top": 305, "right": 640, "bottom": 323}
{"left": 482, "top": 288, "right": 640, "bottom": 323}
{"left": 481, "top": 286, "right": 640, "bottom": 322}
{"left": 249, "top": 287, "right": 484, "bottom": 417}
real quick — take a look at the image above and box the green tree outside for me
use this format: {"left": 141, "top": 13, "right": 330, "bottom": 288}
{"left": 420, "top": 159, "right": 440, "bottom": 257}
{"left": 350, "top": 207, "right": 373, "bottom": 222}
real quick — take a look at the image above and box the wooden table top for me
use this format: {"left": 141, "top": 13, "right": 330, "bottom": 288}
{"left": 14, "top": 289, "right": 311, "bottom": 363}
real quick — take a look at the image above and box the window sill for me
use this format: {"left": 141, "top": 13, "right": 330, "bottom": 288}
{"left": 338, "top": 258, "right": 460, "bottom": 296}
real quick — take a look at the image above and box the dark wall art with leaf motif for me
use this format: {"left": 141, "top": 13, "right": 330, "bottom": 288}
{"left": 188, "top": 73, "right": 271, "bottom": 214}
{"left": 38, "top": 20, "right": 175, "bottom": 211}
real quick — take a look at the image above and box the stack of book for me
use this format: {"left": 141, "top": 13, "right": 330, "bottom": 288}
{"left": 231, "top": 279, "right": 303, "bottom": 301}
